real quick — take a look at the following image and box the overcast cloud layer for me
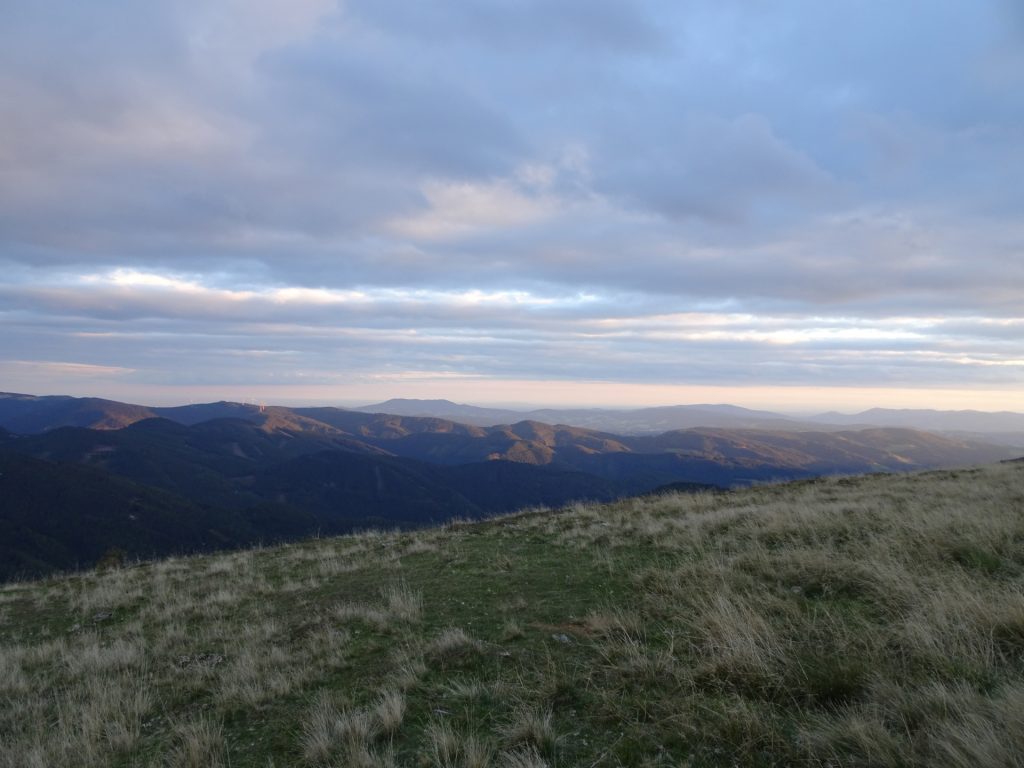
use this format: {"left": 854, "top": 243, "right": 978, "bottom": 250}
{"left": 2, "top": 1, "right": 1022, "bottom": 409}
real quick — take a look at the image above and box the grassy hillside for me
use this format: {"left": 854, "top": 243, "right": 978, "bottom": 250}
{"left": 1, "top": 462, "right": 1022, "bottom": 767}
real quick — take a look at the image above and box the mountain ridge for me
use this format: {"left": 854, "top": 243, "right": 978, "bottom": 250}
{"left": 6, "top": 391, "right": 1024, "bottom": 444}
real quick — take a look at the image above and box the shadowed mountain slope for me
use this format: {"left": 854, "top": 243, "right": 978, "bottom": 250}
{"left": 0, "top": 451, "right": 320, "bottom": 581}
{"left": 7, "top": 417, "right": 386, "bottom": 510}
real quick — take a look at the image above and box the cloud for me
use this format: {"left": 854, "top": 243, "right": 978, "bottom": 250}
{"left": 387, "top": 163, "right": 574, "bottom": 240}
{"left": 597, "top": 112, "right": 838, "bottom": 224}
{"left": 189, "top": 0, "right": 337, "bottom": 68}
{"left": 2, "top": 264, "right": 1021, "bottom": 399}
{"left": 0, "top": 360, "right": 135, "bottom": 384}
{"left": 343, "top": 0, "right": 667, "bottom": 54}
{"left": 0, "top": 1, "right": 1021, "bottom": 406}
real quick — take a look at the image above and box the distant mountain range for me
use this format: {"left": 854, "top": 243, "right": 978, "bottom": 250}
{"left": 6, "top": 392, "right": 1024, "bottom": 444}
{"left": 812, "top": 407, "right": 1024, "bottom": 447}
{"left": 355, "top": 398, "right": 1024, "bottom": 446}
{"left": 0, "top": 391, "right": 1019, "bottom": 579}
{"left": 355, "top": 398, "right": 825, "bottom": 433}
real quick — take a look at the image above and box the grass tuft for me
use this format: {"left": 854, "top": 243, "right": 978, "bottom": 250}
{"left": 166, "top": 718, "right": 225, "bottom": 768}
{"left": 501, "top": 706, "right": 556, "bottom": 757}
{"left": 427, "top": 627, "right": 483, "bottom": 667}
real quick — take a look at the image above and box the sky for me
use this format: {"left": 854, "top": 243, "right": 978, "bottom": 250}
{"left": 1, "top": 1, "right": 1023, "bottom": 412}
